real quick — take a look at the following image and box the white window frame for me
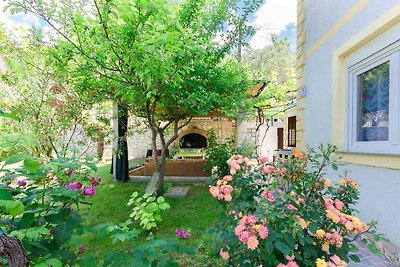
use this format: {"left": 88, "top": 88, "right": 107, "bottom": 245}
{"left": 347, "top": 41, "right": 400, "bottom": 154}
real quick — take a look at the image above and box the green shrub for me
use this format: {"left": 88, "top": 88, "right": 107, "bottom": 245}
{"left": 128, "top": 192, "right": 170, "bottom": 230}
{"left": 0, "top": 154, "right": 100, "bottom": 266}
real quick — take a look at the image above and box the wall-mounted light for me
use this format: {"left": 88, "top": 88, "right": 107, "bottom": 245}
{"left": 299, "top": 86, "right": 307, "bottom": 97}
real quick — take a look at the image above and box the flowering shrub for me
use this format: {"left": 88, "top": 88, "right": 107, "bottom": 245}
{"left": 0, "top": 155, "right": 100, "bottom": 265}
{"left": 209, "top": 144, "right": 378, "bottom": 266}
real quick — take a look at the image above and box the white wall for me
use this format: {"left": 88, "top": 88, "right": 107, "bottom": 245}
{"left": 303, "top": 0, "right": 400, "bottom": 247}
{"left": 237, "top": 118, "right": 283, "bottom": 161}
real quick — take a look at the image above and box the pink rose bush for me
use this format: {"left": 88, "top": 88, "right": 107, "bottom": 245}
{"left": 209, "top": 144, "right": 379, "bottom": 266}
{"left": 234, "top": 214, "right": 269, "bottom": 250}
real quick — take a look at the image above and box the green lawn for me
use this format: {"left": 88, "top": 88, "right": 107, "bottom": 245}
{"left": 79, "top": 164, "right": 225, "bottom": 266}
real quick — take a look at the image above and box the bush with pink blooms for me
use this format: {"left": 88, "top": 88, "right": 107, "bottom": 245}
{"left": 0, "top": 155, "right": 102, "bottom": 265}
{"left": 210, "top": 144, "right": 381, "bottom": 267}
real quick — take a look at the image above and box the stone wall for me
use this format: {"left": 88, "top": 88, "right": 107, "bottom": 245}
{"left": 103, "top": 116, "right": 236, "bottom": 161}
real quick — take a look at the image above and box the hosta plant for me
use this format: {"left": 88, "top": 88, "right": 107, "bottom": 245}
{"left": 209, "top": 144, "right": 380, "bottom": 267}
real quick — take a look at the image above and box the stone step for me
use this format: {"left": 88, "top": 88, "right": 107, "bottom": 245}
{"left": 129, "top": 176, "right": 210, "bottom": 184}
{"left": 164, "top": 186, "right": 190, "bottom": 199}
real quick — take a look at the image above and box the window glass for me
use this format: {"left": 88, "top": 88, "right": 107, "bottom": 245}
{"left": 357, "top": 61, "right": 389, "bottom": 141}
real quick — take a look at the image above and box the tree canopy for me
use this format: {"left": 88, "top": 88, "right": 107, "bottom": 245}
{"left": 5, "top": 0, "right": 262, "bottom": 192}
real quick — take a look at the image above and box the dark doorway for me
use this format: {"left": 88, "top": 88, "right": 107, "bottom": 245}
{"left": 277, "top": 128, "right": 284, "bottom": 149}
{"left": 180, "top": 133, "right": 207, "bottom": 148}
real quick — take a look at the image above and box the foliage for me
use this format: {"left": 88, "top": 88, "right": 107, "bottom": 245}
{"left": 94, "top": 220, "right": 140, "bottom": 245}
{"left": 242, "top": 38, "right": 296, "bottom": 118}
{"left": 204, "top": 130, "right": 256, "bottom": 179}
{"left": 208, "top": 144, "right": 380, "bottom": 266}
{"left": 204, "top": 130, "right": 235, "bottom": 179}
{"left": 5, "top": 0, "right": 262, "bottom": 194}
{"left": 0, "top": 153, "right": 100, "bottom": 266}
{"left": 100, "top": 238, "right": 195, "bottom": 267}
{"left": 0, "top": 28, "right": 102, "bottom": 159}
{"left": 128, "top": 192, "right": 171, "bottom": 230}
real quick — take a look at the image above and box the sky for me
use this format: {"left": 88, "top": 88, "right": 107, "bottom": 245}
{"left": 0, "top": 0, "right": 297, "bottom": 50}
{"left": 248, "top": 0, "right": 297, "bottom": 50}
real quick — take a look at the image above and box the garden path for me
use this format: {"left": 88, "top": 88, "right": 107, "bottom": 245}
{"left": 348, "top": 241, "right": 396, "bottom": 267}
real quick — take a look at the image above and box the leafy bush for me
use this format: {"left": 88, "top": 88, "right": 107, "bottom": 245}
{"left": 204, "top": 130, "right": 235, "bottom": 179}
{"left": 0, "top": 154, "right": 101, "bottom": 266}
{"left": 209, "top": 144, "right": 379, "bottom": 266}
{"left": 128, "top": 192, "right": 170, "bottom": 230}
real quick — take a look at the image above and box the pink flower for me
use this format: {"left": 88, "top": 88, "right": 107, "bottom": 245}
{"left": 91, "top": 177, "right": 102, "bottom": 186}
{"left": 258, "top": 156, "right": 268, "bottom": 164}
{"left": 221, "top": 185, "right": 233, "bottom": 195}
{"left": 334, "top": 199, "right": 344, "bottom": 210}
{"left": 224, "top": 194, "right": 232, "bottom": 201}
{"left": 209, "top": 186, "right": 220, "bottom": 197}
{"left": 246, "top": 215, "right": 259, "bottom": 226}
{"left": 223, "top": 175, "right": 233, "bottom": 182}
{"left": 175, "top": 229, "right": 189, "bottom": 239}
{"left": 66, "top": 183, "right": 78, "bottom": 191}
{"left": 257, "top": 224, "right": 269, "bottom": 239}
{"left": 287, "top": 204, "right": 298, "bottom": 211}
{"left": 261, "top": 189, "right": 276, "bottom": 202}
{"left": 83, "top": 187, "right": 96, "bottom": 196}
{"left": 17, "top": 180, "right": 27, "bottom": 187}
{"left": 66, "top": 169, "right": 73, "bottom": 176}
{"left": 262, "top": 165, "right": 275, "bottom": 174}
{"left": 50, "top": 229, "right": 55, "bottom": 235}
{"left": 247, "top": 235, "right": 259, "bottom": 250}
{"left": 78, "top": 247, "right": 85, "bottom": 254}
{"left": 238, "top": 230, "right": 252, "bottom": 244}
{"left": 287, "top": 261, "right": 299, "bottom": 267}
{"left": 234, "top": 224, "right": 246, "bottom": 236}
{"left": 219, "top": 249, "right": 230, "bottom": 260}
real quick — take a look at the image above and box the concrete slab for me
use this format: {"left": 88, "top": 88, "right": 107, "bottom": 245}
{"left": 129, "top": 176, "right": 209, "bottom": 184}
{"left": 164, "top": 186, "right": 190, "bottom": 198}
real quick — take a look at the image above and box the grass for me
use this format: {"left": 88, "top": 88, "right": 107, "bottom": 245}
{"left": 79, "top": 163, "right": 225, "bottom": 266}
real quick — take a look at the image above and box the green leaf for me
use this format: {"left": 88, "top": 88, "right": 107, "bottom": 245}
{"left": 146, "top": 202, "right": 159, "bottom": 212}
{"left": 24, "top": 158, "right": 40, "bottom": 173}
{"left": 35, "top": 258, "right": 63, "bottom": 267}
{"left": 368, "top": 244, "right": 383, "bottom": 256}
{"left": 274, "top": 241, "right": 291, "bottom": 255}
{"left": 54, "top": 222, "right": 73, "bottom": 246}
{"left": 332, "top": 163, "right": 338, "bottom": 171}
{"left": 349, "top": 254, "right": 361, "bottom": 263}
{"left": 0, "top": 189, "right": 12, "bottom": 200}
{"left": 158, "top": 203, "right": 170, "bottom": 211}
{"left": 85, "top": 162, "right": 97, "bottom": 171}
{"left": 0, "top": 200, "right": 25, "bottom": 216}
{"left": 5, "top": 155, "right": 27, "bottom": 165}
{"left": 157, "top": 196, "right": 165, "bottom": 204}
{"left": 0, "top": 111, "right": 19, "bottom": 121}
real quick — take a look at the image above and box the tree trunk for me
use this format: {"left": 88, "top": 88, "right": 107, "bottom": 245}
{"left": 97, "top": 135, "right": 105, "bottom": 161}
{"left": 115, "top": 104, "right": 129, "bottom": 181}
{"left": 155, "top": 148, "right": 167, "bottom": 195}
{"left": 0, "top": 233, "right": 30, "bottom": 267}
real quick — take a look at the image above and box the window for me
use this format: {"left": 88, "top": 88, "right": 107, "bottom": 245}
{"left": 287, "top": 116, "right": 296, "bottom": 147}
{"left": 357, "top": 62, "right": 389, "bottom": 142}
{"left": 348, "top": 41, "right": 400, "bottom": 154}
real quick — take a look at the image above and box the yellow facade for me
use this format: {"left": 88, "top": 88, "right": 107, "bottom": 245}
{"left": 297, "top": 0, "right": 400, "bottom": 169}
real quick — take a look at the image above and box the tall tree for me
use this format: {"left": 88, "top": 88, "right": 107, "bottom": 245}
{"left": 0, "top": 27, "right": 96, "bottom": 158}
{"left": 5, "top": 0, "right": 262, "bottom": 193}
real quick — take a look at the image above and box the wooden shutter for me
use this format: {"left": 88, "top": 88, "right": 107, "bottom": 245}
{"left": 288, "top": 116, "right": 296, "bottom": 147}
{"left": 277, "top": 128, "right": 284, "bottom": 149}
